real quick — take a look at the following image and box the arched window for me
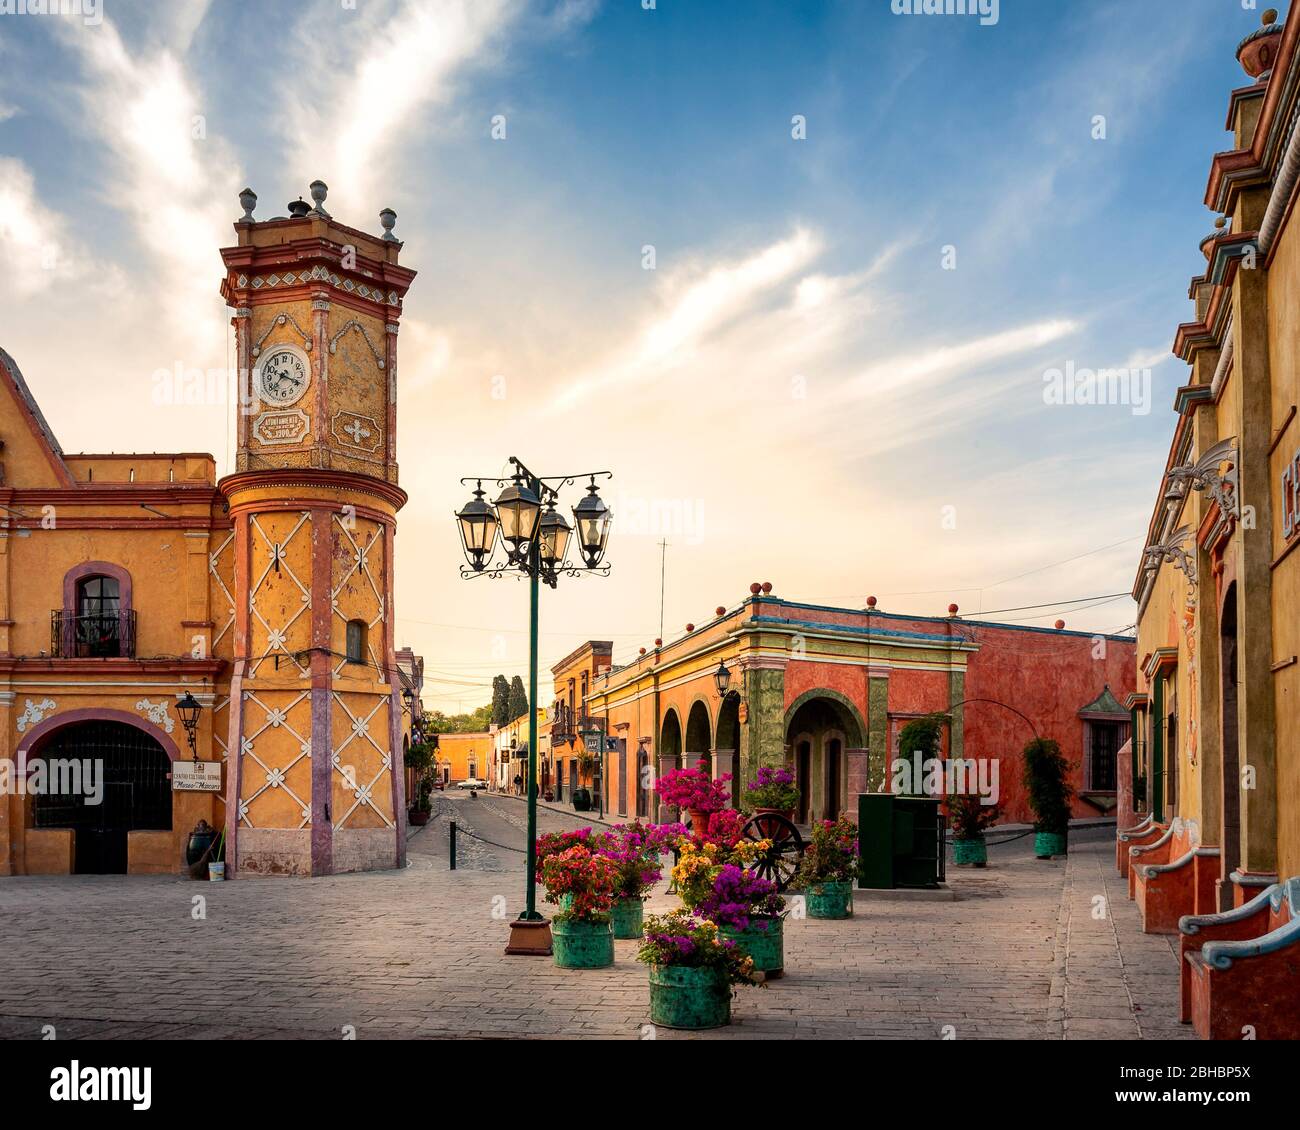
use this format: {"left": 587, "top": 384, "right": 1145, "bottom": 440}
{"left": 346, "top": 620, "right": 366, "bottom": 664}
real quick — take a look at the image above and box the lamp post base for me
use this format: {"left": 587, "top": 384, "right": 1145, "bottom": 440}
{"left": 505, "top": 917, "right": 553, "bottom": 956}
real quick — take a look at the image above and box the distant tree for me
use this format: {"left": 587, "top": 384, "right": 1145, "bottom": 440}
{"left": 508, "top": 675, "right": 529, "bottom": 722}
{"left": 426, "top": 703, "right": 493, "bottom": 735}
{"left": 491, "top": 675, "right": 510, "bottom": 728}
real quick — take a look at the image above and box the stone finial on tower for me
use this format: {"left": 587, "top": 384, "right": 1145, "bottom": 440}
{"left": 1238, "top": 8, "right": 1283, "bottom": 80}
{"left": 308, "top": 179, "right": 331, "bottom": 219}
{"left": 380, "top": 207, "right": 399, "bottom": 242}
{"left": 238, "top": 187, "right": 257, "bottom": 224}
{"left": 287, "top": 197, "right": 311, "bottom": 219}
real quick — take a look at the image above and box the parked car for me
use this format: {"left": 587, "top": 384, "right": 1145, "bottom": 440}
{"left": 457, "top": 778, "right": 487, "bottom": 791}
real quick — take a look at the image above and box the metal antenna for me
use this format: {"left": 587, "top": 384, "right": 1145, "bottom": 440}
{"left": 658, "top": 538, "right": 669, "bottom": 644}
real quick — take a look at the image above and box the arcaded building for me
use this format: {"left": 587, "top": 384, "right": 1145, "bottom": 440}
{"left": 584, "top": 585, "right": 1135, "bottom": 828}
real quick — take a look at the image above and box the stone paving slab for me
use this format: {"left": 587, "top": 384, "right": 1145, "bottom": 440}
{"left": 0, "top": 815, "right": 1196, "bottom": 1040}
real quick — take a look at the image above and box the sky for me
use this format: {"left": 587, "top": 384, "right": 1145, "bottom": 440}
{"left": 0, "top": 0, "right": 1257, "bottom": 711}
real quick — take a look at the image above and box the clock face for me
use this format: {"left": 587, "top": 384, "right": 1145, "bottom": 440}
{"left": 256, "top": 348, "right": 310, "bottom": 407}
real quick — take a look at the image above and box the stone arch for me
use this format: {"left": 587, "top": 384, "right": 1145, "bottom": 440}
{"left": 783, "top": 688, "right": 866, "bottom": 748}
{"left": 660, "top": 708, "right": 682, "bottom": 763}
{"left": 684, "top": 698, "right": 712, "bottom": 764}
{"left": 17, "top": 707, "right": 182, "bottom": 765}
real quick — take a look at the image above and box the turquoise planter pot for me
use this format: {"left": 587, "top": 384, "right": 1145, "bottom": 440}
{"left": 648, "top": 965, "right": 731, "bottom": 1029}
{"left": 552, "top": 917, "right": 614, "bottom": 968}
{"left": 804, "top": 880, "right": 853, "bottom": 919}
{"left": 720, "top": 917, "right": 784, "bottom": 978}
{"left": 1035, "top": 831, "right": 1067, "bottom": 858}
{"left": 953, "top": 837, "right": 988, "bottom": 867}
{"left": 610, "top": 897, "right": 645, "bottom": 939}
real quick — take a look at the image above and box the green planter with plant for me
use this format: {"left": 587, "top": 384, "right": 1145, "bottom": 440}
{"left": 743, "top": 765, "right": 800, "bottom": 820}
{"left": 541, "top": 844, "right": 618, "bottom": 968}
{"left": 947, "top": 791, "right": 1000, "bottom": 867}
{"left": 1023, "top": 737, "right": 1073, "bottom": 859}
{"left": 638, "top": 910, "right": 760, "bottom": 1029}
{"left": 795, "top": 814, "right": 858, "bottom": 918}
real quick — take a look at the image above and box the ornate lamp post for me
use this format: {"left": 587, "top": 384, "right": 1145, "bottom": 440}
{"left": 455, "top": 458, "right": 612, "bottom": 955}
{"left": 175, "top": 691, "right": 203, "bottom": 765}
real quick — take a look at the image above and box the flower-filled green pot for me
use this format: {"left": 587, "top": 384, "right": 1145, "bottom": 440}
{"left": 952, "top": 836, "right": 988, "bottom": 867}
{"left": 1034, "top": 831, "right": 1067, "bottom": 859}
{"left": 804, "top": 879, "right": 853, "bottom": 919}
{"left": 720, "top": 916, "right": 784, "bottom": 978}
{"left": 648, "top": 964, "right": 731, "bottom": 1029}
{"left": 610, "top": 896, "right": 645, "bottom": 939}
{"left": 552, "top": 917, "right": 614, "bottom": 969}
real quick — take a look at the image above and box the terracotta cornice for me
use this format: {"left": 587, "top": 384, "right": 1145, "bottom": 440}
{"left": 1123, "top": 692, "right": 1150, "bottom": 710}
{"left": 5, "top": 485, "right": 224, "bottom": 507}
{"left": 1173, "top": 384, "right": 1214, "bottom": 415}
{"left": 0, "top": 657, "right": 226, "bottom": 676}
{"left": 1172, "top": 318, "right": 1216, "bottom": 362}
{"left": 1143, "top": 647, "right": 1179, "bottom": 679}
{"left": 1197, "top": 498, "right": 1233, "bottom": 557}
{"left": 219, "top": 467, "right": 408, "bottom": 511}
{"left": 1206, "top": 146, "right": 1268, "bottom": 213}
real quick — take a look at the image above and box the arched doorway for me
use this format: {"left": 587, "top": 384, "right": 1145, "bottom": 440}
{"left": 30, "top": 719, "right": 172, "bottom": 874}
{"left": 1219, "top": 583, "right": 1240, "bottom": 909}
{"left": 716, "top": 694, "right": 741, "bottom": 807}
{"left": 784, "top": 693, "right": 865, "bottom": 823}
{"left": 684, "top": 700, "right": 711, "bottom": 769}
{"left": 660, "top": 709, "right": 683, "bottom": 767}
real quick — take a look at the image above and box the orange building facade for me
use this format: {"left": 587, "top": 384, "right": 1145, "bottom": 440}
{"left": 585, "top": 584, "right": 1135, "bottom": 827}
{"left": 0, "top": 185, "right": 416, "bottom": 877}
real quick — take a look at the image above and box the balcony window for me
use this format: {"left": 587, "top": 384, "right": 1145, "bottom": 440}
{"left": 51, "top": 574, "right": 136, "bottom": 658}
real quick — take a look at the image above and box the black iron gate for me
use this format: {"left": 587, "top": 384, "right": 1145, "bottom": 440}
{"left": 32, "top": 720, "right": 172, "bottom": 874}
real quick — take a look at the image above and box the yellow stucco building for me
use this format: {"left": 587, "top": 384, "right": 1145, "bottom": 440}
{"left": 1125, "top": 10, "right": 1300, "bottom": 1040}
{"left": 0, "top": 184, "right": 417, "bottom": 877}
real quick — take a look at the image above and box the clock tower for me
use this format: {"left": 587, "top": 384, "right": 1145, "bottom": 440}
{"left": 217, "top": 182, "right": 416, "bottom": 876}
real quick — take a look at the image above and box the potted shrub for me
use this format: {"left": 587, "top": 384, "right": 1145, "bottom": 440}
{"left": 638, "top": 909, "right": 759, "bottom": 1029}
{"left": 602, "top": 822, "right": 670, "bottom": 938}
{"left": 673, "top": 840, "right": 786, "bottom": 978}
{"left": 794, "top": 815, "right": 858, "bottom": 918}
{"left": 408, "top": 778, "right": 433, "bottom": 826}
{"left": 1023, "top": 737, "right": 1073, "bottom": 859}
{"left": 540, "top": 844, "right": 619, "bottom": 968}
{"left": 744, "top": 765, "right": 799, "bottom": 821}
{"left": 654, "top": 761, "right": 730, "bottom": 836}
{"left": 947, "top": 790, "right": 1000, "bottom": 867}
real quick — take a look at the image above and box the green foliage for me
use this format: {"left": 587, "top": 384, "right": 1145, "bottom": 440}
{"left": 508, "top": 675, "right": 529, "bottom": 722}
{"left": 426, "top": 703, "right": 493, "bottom": 734}
{"left": 1022, "top": 737, "right": 1073, "bottom": 834}
{"left": 898, "top": 714, "right": 945, "bottom": 762}
{"left": 491, "top": 676, "right": 510, "bottom": 728}
{"left": 405, "top": 741, "right": 436, "bottom": 774}
{"left": 946, "top": 792, "right": 1001, "bottom": 840}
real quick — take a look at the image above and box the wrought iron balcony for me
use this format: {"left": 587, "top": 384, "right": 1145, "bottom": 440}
{"left": 50, "top": 610, "right": 137, "bottom": 659}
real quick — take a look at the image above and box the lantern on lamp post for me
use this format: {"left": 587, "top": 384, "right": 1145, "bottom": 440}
{"left": 455, "top": 457, "right": 612, "bottom": 956}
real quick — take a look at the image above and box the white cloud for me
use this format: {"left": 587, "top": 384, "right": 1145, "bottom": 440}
{"left": 0, "top": 157, "right": 94, "bottom": 299}
{"left": 51, "top": 15, "right": 241, "bottom": 358}
{"left": 553, "top": 227, "right": 823, "bottom": 408}
{"left": 280, "top": 0, "right": 518, "bottom": 215}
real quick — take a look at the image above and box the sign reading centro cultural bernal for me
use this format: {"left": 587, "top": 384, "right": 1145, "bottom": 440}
{"left": 171, "top": 762, "right": 222, "bottom": 792}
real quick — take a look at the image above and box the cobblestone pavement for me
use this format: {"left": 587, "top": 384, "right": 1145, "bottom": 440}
{"left": 0, "top": 803, "right": 1192, "bottom": 1040}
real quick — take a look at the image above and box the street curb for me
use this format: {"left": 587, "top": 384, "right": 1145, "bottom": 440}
{"left": 486, "top": 791, "right": 618, "bottom": 828}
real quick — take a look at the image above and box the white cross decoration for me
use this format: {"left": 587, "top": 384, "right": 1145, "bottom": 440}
{"left": 343, "top": 419, "right": 372, "bottom": 445}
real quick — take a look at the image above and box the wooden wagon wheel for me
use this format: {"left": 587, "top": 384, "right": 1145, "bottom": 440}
{"left": 741, "top": 812, "right": 804, "bottom": 892}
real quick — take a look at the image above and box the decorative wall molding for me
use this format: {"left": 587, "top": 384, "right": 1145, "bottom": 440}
{"left": 328, "top": 320, "right": 386, "bottom": 369}
{"left": 16, "top": 697, "right": 55, "bottom": 732}
{"left": 252, "top": 312, "right": 313, "bottom": 357}
{"left": 135, "top": 698, "right": 175, "bottom": 734}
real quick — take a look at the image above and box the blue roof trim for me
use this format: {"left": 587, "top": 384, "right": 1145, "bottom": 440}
{"left": 744, "top": 597, "right": 1134, "bottom": 643}
{"left": 748, "top": 615, "right": 960, "bottom": 644}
